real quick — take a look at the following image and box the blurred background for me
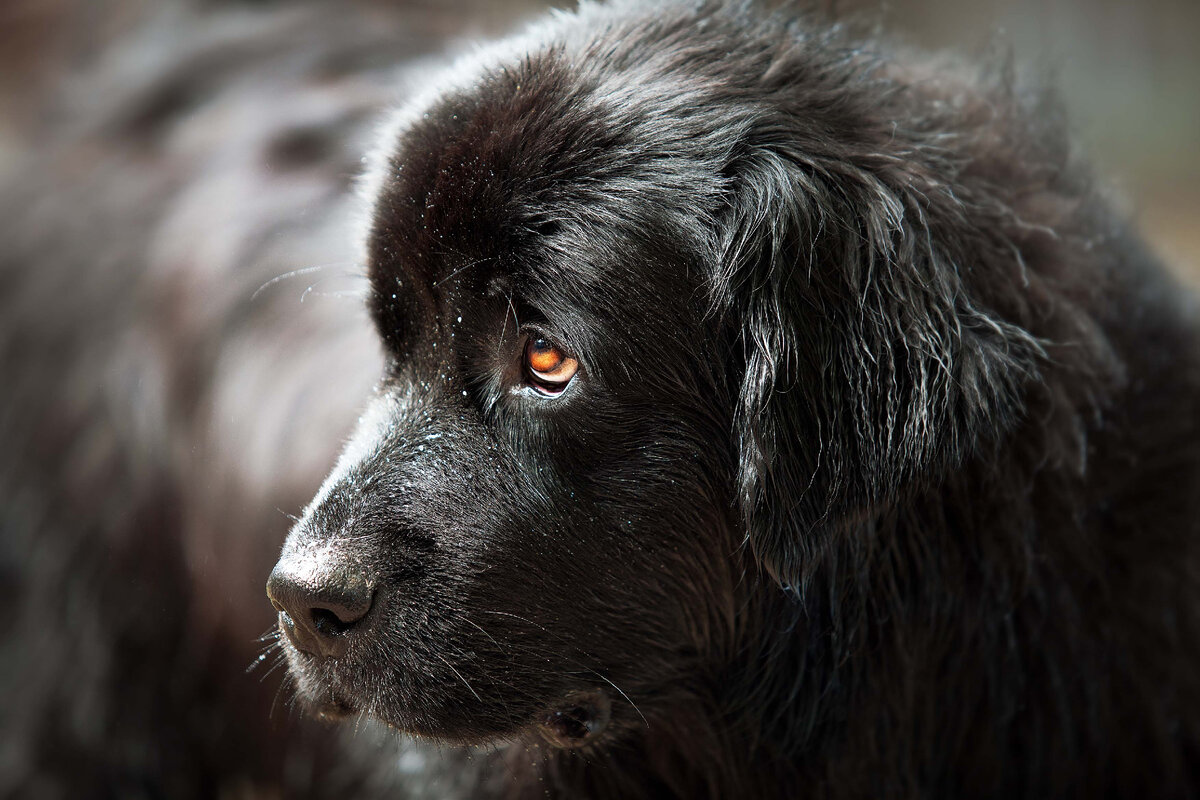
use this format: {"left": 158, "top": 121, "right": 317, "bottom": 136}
{"left": 868, "top": 0, "right": 1200, "bottom": 282}
{"left": 1, "top": 0, "right": 1196, "bottom": 797}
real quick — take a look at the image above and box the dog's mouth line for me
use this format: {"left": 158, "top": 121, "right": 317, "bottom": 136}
{"left": 280, "top": 617, "right": 615, "bottom": 747}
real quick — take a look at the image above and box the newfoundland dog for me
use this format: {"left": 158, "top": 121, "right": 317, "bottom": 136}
{"left": 267, "top": 1, "right": 1200, "bottom": 797}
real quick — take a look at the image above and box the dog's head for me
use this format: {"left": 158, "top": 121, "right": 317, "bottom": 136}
{"left": 267, "top": 3, "right": 1048, "bottom": 748}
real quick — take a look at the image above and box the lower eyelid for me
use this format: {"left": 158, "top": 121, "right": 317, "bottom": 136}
{"left": 532, "top": 365, "right": 572, "bottom": 380}
{"left": 530, "top": 382, "right": 569, "bottom": 398}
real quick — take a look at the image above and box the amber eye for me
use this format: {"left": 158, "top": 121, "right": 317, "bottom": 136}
{"left": 524, "top": 336, "right": 579, "bottom": 395}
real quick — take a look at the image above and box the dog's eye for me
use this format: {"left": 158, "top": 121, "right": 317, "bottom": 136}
{"left": 524, "top": 337, "right": 579, "bottom": 396}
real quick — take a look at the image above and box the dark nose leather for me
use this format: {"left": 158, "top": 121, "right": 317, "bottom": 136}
{"left": 266, "top": 556, "right": 374, "bottom": 658}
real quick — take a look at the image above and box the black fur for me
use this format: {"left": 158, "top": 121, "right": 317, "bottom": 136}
{"left": 270, "top": 1, "right": 1200, "bottom": 797}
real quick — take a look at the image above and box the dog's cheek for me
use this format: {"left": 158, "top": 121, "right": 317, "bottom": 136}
{"left": 499, "top": 424, "right": 739, "bottom": 673}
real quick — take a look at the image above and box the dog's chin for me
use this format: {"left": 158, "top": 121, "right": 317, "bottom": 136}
{"left": 371, "top": 690, "right": 613, "bottom": 750}
{"left": 291, "top": 662, "right": 613, "bottom": 750}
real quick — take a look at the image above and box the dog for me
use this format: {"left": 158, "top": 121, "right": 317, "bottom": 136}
{"left": 267, "top": 1, "right": 1200, "bottom": 797}
{"left": 32, "top": 0, "right": 1176, "bottom": 796}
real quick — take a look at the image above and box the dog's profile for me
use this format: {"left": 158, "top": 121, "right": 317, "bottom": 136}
{"left": 264, "top": 1, "right": 1200, "bottom": 796}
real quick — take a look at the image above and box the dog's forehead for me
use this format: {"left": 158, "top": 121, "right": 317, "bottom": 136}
{"left": 368, "top": 65, "right": 625, "bottom": 294}
{"left": 364, "top": 30, "right": 743, "bottom": 320}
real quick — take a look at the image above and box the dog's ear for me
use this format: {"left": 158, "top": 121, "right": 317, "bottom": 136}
{"left": 714, "top": 140, "right": 1046, "bottom": 589}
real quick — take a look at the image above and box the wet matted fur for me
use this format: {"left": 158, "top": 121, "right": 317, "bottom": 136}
{"left": 267, "top": 1, "right": 1200, "bottom": 798}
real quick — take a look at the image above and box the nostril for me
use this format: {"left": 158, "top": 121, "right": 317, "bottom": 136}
{"left": 310, "top": 574, "right": 374, "bottom": 633}
{"left": 266, "top": 558, "right": 375, "bottom": 656}
{"left": 312, "top": 607, "right": 354, "bottom": 636}
{"left": 309, "top": 580, "right": 373, "bottom": 636}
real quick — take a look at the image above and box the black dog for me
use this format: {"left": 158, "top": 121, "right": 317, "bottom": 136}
{"left": 268, "top": 2, "right": 1200, "bottom": 796}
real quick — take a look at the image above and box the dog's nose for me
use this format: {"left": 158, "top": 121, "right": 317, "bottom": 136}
{"left": 266, "top": 556, "right": 374, "bottom": 658}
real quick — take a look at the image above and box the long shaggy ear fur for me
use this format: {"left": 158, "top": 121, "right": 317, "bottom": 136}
{"left": 719, "top": 111, "right": 1048, "bottom": 589}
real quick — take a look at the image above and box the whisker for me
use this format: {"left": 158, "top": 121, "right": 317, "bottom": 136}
{"left": 248, "top": 628, "right": 285, "bottom": 675}
{"left": 458, "top": 616, "right": 505, "bottom": 653}
{"left": 431, "top": 255, "right": 495, "bottom": 288}
{"left": 495, "top": 289, "right": 521, "bottom": 361}
{"left": 246, "top": 651, "right": 271, "bottom": 675}
{"left": 269, "top": 672, "right": 293, "bottom": 721}
{"left": 474, "top": 610, "right": 648, "bottom": 727}
{"left": 275, "top": 507, "right": 301, "bottom": 524}
{"left": 258, "top": 652, "right": 291, "bottom": 684}
{"left": 256, "top": 626, "right": 282, "bottom": 644}
{"left": 434, "top": 652, "right": 484, "bottom": 704}
{"left": 590, "top": 672, "right": 648, "bottom": 728}
{"left": 476, "top": 609, "right": 552, "bottom": 633}
{"left": 299, "top": 274, "right": 366, "bottom": 303}
{"left": 250, "top": 262, "right": 358, "bottom": 302}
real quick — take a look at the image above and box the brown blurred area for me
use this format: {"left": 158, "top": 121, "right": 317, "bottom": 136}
{"left": 846, "top": 0, "right": 1200, "bottom": 284}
